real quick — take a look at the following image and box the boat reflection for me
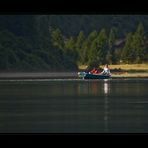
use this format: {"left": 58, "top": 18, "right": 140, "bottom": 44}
{"left": 77, "top": 80, "right": 110, "bottom": 96}
{"left": 103, "top": 79, "right": 110, "bottom": 96}
{"left": 77, "top": 80, "right": 110, "bottom": 132}
{"left": 103, "top": 80, "right": 110, "bottom": 132}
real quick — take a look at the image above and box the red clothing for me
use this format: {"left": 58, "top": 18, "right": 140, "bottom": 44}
{"left": 90, "top": 68, "right": 96, "bottom": 74}
{"left": 94, "top": 70, "right": 98, "bottom": 74}
{"left": 90, "top": 68, "right": 99, "bottom": 74}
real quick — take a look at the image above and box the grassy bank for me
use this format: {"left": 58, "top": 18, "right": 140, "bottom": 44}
{"left": 78, "top": 64, "right": 148, "bottom": 77}
{"left": 79, "top": 64, "right": 148, "bottom": 71}
{"left": 103, "top": 64, "right": 148, "bottom": 71}
{"left": 109, "top": 64, "right": 148, "bottom": 77}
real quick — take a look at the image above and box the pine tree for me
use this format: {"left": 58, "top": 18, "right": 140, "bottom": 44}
{"left": 80, "top": 40, "right": 89, "bottom": 64}
{"left": 121, "top": 32, "right": 134, "bottom": 63}
{"left": 106, "top": 50, "right": 113, "bottom": 64}
{"left": 80, "top": 30, "right": 98, "bottom": 65}
{"left": 88, "top": 39, "right": 103, "bottom": 67}
{"left": 114, "top": 48, "right": 123, "bottom": 64}
{"left": 64, "top": 36, "right": 76, "bottom": 50}
{"left": 133, "top": 22, "right": 146, "bottom": 63}
{"left": 50, "top": 28, "right": 64, "bottom": 50}
{"left": 108, "top": 27, "right": 116, "bottom": 50}
{"left": 86, "top": 30, "right": 98, "bottom": 64}
{"left": 121, "top": 23, "right": 146, "bottom": 64}
{"left": 75, "top": 31, "right": 85, "bottom": 64}
{"left": 75, "top": 31, "right": 85, "bottom": 52}
{"left": 96, "top": 28, "right": 108, "bottom": 64}
{"left": 64, "top": 37, "right": 78, "bottom": 62}
{"left": 107, "top": 27, "right": 117, "bottom": 64}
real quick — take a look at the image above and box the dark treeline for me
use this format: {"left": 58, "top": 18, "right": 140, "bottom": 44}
{"left": 0, "top": 15, "right": 78, "bottom": 71}
{"left": 0, "top": 15, "right": 148, "bottom": 71}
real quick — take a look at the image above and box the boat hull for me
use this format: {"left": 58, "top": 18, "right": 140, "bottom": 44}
{"left": 78, "top": 72, "right": 111, "bottom": 79}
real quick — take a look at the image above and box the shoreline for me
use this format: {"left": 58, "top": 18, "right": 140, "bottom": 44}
{"left": 111, "top": 73, "right": 148, "bottom": 78}
{"left": 0, "top": 72, "right": 78, "bottom": 79}
{"left": 0, "top": 72, "right": 148, "bottom": 79}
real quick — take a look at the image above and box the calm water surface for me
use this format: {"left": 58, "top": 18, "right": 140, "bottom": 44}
{"left": 0, "top": 78, "right": 148, "bottom": 133}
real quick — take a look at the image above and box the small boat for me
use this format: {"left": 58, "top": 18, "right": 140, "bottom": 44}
{"left": 78, "top": 72, "right": 111, "bottom": 79}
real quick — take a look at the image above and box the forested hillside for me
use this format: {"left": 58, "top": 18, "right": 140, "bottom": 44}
{"left": 0, "top": 15, "right": 78, "bottom": 71}
{"left": 0, "top": 15, "right": 148, "bottom": 71}
{"left": 48, "top": 15, "right": 148, "bottom": 37}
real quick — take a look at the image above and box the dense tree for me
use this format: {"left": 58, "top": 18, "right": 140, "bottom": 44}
{"left": 0, "top": 15, "right": 148, "bottom": 72}
{"left": 0, "top": 16, "right": 79, "bottom": 71}
{"left": 88, "top": 39, "right": 103, "bottom": 67}
{"left": 121, "top": 23, "right": 146, "bottom": 64}
{"left": 114, "top": 48, "right": 123, "bottom": 64}
{"left": 108, "top": 27, "right": 117, "bottom": 50}
{"left": 106, "top": 27, "right": 117, "bottom": 64}
{"left": 64, "top": 37, "right": 78, "bottom": 63}
{"left": 50, "top": 28, "right": 64, "bottom": 50}
{"left": 83, "top": 31, "right": 98, "bottom": 64}
{"left": 121, "top": 33, "right": 134, "bottom": 63}
{"left": 95, "top": 28, "right": 108, "bottom": 64}
{"left": 64, "top": 37, "right": 76, "bottom": 50}
{"left": 132, "top": 22, "right": 146, "bottom": 63}
{"left": 75, "top": 31, "right": 85, "bottom": 63}
{"left": 47, "top": 15, "right": 148, "bottom": 37}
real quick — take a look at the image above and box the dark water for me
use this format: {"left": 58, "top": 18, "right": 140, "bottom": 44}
{"left": 0, "top": 78, "right": 148, "bottom": 133}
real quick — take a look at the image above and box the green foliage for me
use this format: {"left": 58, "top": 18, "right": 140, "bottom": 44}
{"left": 121, "top": 23, "right": 146, "bottom": 64}
{"left": 133, "top": 23, "right": 146, "bottom": 63}
{"left": 106, "top": 50, "right": 113, "bottom": 64}
{"left": 0, "top": 15, "right": 148, "bottom": 72}
{"left": 108, "top": 27, "right": 117, "bottom": 50}
{"left": 96, "top": 28, "right": 108, "bottom": 64}
{"left": 114, "top": 48, "right": 123, "bottom": 64}
{"left": 64, "top": 37, "right": 76, "bottom": 50}
{"left": 75, "top": 31, "right": 85, "bottom": 51}
{"left": 108, "top": 27, "right": 117, "bottom": 64}
{"left": 75, "top": 31, "right": 86, "bottom": 63}
{"left": 81, "top": 31, "right": 97, "bottom": 63}
{"left": 121, "top": 32, "right": 134, "bottom": 63}
{"left": 50, "top": 28, "right": 64, "bottom": 50}
{"left": 0, "top": 16, "right": 78, "bottom": 71}
{"left": 88, "top": 39, "right": 103, "bottom": 66}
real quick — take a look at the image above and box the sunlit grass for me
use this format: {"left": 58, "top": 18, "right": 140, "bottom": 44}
{"left": 79, "top": 64, "right": 148, "bottom": 70}
{"left": 104, "top": 64, "right": 148, "bottom": 70}
{"left": 78, "top": 65, "right": 88, "bottom": 70}
{"left": 78, "top": 64, "right": 148, "bottom": 77}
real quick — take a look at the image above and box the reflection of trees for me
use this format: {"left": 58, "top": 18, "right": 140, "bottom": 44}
{"left": 77, "top": 81, "right": 101, "bottom": 96}
{"left": 91, "top": 82, "right": 98, "bottom": 96}
{"left": 77, "top": 81, "right": 89, "bottom": 95}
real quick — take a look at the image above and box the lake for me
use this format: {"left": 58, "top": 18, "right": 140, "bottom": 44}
{"left": 0, "top": 78, "right": 148, "bottom": 133}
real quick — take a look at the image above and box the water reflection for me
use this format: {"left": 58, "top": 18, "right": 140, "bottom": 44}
{"left": 77, "top": 80, "right": 110, "bottom": 96}
{"left": 103, "top": 80, "right": 110, "bottom": 132}
{"left": 77, "top": 81, "right": 102, "bottom": 96}
{"left": 104, "top": 80, "right": 110, "bottom": 95}
{"left": 77, "top": 80, "right": 110, "bottom": 132}
{"left": 0, "top": 79, "right": 147, "bottom": 133}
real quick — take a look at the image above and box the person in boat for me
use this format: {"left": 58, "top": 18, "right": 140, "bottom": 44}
{"left": 89, "top": 67, "right": 99, "bottom": 74}
{"left": 101, "top": 64, "right": 111, "bottom": 75}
